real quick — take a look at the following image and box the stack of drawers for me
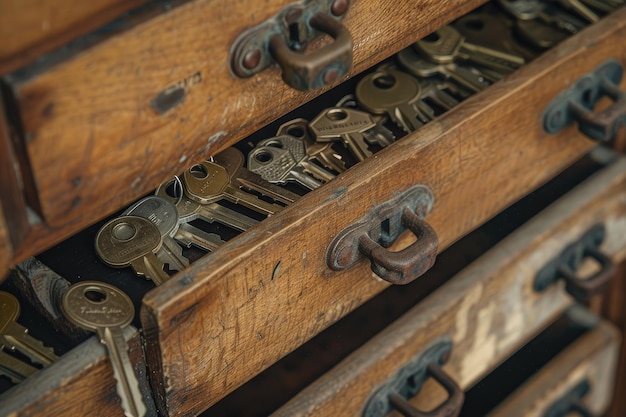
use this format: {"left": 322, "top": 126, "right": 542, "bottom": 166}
{"left": 0, "top": 0, "right": 625, "bottom": 416}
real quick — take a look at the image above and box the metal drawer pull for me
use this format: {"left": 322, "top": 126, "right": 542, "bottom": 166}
{"left": 230, "top": 0, "right": 353, "bottom": 91}
{"left": 534, "top": 224, "right": 615, "bottom": 302}
{"left": 543, "top": 379, "right": 593, "bottom": 417}
{"left": 326, "top": 185, "right": 438, "bottom": 285}
{"left": 363, "top": 339, "right": 464, "bottom": 417}
{"left": 543, "top": 59, "right": 626, "bottom": 143}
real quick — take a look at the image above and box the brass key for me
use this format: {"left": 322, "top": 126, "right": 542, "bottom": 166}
{"left": 277, "top": 118, "right": 347, "bottom": 174}
{"left": 61, "top": 282, "right": 146, "bottom": 417}
{"left": 498, "top": 0, "right": 587, "bottom": 34}
{"left": 580, "top": 0, "right": 624, "bottom": 13}
{"left": 95, "top": 216, "right": 170, "bottom": 286}
{"left": 156, "top": 177, "right": 259, "bottom": 233}
{"left": 309, "top": 107, "right": 395, "bottom": 161}
{"left": 183, "top": 159, "right": 286, "bottom": 216}
{"left": 355, "top": 68, "right": 436, "bottom": 133}
{"left": 0, "top": 291, "right": 58, "bottom": 383}
{"left": 213, "top": 147, "right": 302, "bottom": 205}
{"left": 122, "top": 196, "right": 189, "bottom": 272}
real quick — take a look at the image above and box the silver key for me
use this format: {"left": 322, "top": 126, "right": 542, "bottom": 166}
{"left": 309, "top": 107, "right": 395, "bottom": 161}
{"left": 96, "top": 216, "right": 170, "bottom": 286}
{"left": 258, "top": 134, "right": 337, "bottom": 182}
{"left": 415, "top": 25, "right": 525, "bottom": 75}
{"left": 122, "top": 196, "right": 189, "bottom": 272}
{"left": 276, "top": 118, "right": 347, "bottom": 174}
{"left": 498, "top": 0, "right": 588, "bottom": 34}
{"left": 0, "top": 291, "right": 58, "bottom": 383}
{"left": 355, "top": 68, "right": 436, "bottom": 133}
{"left": 61, "top": 282, "right": 146, "bottom": 417}
{"left": 156, "top": 176, "right": 259, "bottom": 233}
{"left": 248, "top": 135, "right": 325, "bottom": 190}
{"left": 398, "top": 47, "right": 490, "bottom": 95}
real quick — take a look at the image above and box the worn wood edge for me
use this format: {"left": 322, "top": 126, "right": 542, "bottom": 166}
{"left": 487, "top": 317, "right": 621, "bottom": 417}
{"left": 7, "top": 0, "right": 489, "bottom": 229}
{"left": 268, "top": 159, "right": 626, "bottom": 416}
{"left": 0, "top": 325, "right": 158, "bottom": 417}
{"left": 0, "top": 0, "right": 151, "bottom": 74}
{"left": 0, "top": 197, "right": 11, "bottom": 282}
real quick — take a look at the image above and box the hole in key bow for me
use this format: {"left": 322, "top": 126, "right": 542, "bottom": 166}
{"left": 327, "top": 108, "right": 349, "bottom": 120}
{"left": 190, "top": 164, "right": 209, "bottom": 179}
{"left": 287, "top": 126, "right": 306, "bottom": 138}
{"left": 372, "top": 74, "right": 396, "bottom": 90}
{"left": 84, "top": 288, "right": 107, "bottom": 303}
{"left": 164, "top": 178, "right": 183, "bottom": 198}
{"left": 254, "top": 150, "right": 274, "bottom": 163}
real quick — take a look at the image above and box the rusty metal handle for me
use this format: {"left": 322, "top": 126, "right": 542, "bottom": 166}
{"left": 388, "top": 364, "right": 464, "bottom": 417}
{"left": 358, "top": 208, "right": 438, "bottom": 285}
{"left": 558, "top": 246, "right": 615, "bottom": 303}
{"left": 269, "top": 12, "right": 353, "bottom": 90}
{"left": 570, "top": 78, "right": 626, "bottom": 142}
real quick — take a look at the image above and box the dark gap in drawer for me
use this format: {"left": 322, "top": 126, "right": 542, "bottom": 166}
{"left": 458, "top": 311, "right": 591, "bottom": 416}
{"left": 199, "top": 151, "right": 604, "bottom": 417}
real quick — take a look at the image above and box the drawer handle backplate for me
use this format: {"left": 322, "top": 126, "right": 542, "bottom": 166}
{"left": 230, "top": 0, "right": 353, "bottom": 91}
{"left": 326, "top": 185, "right": 438, "bottom": 285}
{"left": 363, "top": 339, "right": 464, "bottom": 417}
{"left": 543, "top": 379, "right": 593, "bottom": 417}
{"left": 543, "top": 59, "right": 626, "bottom": 142}
{"left": 534, "top": 224, "right": 615, "bottom": 302}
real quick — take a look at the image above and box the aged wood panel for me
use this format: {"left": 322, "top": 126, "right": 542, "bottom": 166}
{"left": 3, "top": 0, "right": 488, "bottom": 229}
{"left": 140, "top": 15, "right": 626, "bottom": 415}
{"left": 488, "top": 317, "right": 620, "bottom": 417}
{"left": 0, "top": 0, "right": 149, "bottom": 73}
{"left": 269, "top": 160, "right": 626, "bottom": 417}
{"left": 0, "top": 327, "right": 157, "bottom": 417}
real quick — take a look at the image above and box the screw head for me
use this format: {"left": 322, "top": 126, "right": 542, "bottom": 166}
{"left": 331, "top": 0, "right": 350, "bottom": 16}
{"left": 242, "top": 48, "right": 262, "bottom": 70}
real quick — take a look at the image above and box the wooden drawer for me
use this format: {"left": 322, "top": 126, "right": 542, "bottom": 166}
{"left": 1, "top": 0, "right": 489, "bottom": 232}
{"left": 485, "top": 310, "right": 620, "bottom": 417}
{"left": 269, "top": 157, "right": 626, "bottom": 417}
{"left": 138, "top": 11, "right": 626, "bottom": 415}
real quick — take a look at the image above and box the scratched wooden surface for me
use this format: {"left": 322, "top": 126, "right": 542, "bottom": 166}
{"left": 487, "top": 319, "right": 620, "bottom": 417}
{"left": 0, "top": 0, "right": 149, "bottom": 73}
{"left": 140, "top": 13, "right": 626, "bottom": 414}
{"left": 3, "top": 0, "right": 488, "bottom": 230}
{"left": 270, "top": 160, "right": 626, "bottom": 417}
{"left": 0, "top": 327, "right": 158, "bottom": 417}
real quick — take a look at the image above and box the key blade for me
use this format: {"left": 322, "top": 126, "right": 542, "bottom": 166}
{"left": 175, "top": 223, "right": 224, "bottom": 252}
{"left": 2, "top": 322, "right": 58, "bottom": 366}
{"left": 0, "top": 349, "right": 38, "bottom": 383}
{"left": 156, "top": 238, "right": 189, "bottom": 271}
{"left": 130, "top": 253, "right": 169, "bottom": 286}
{"left": 199, "top": 202, "right": 259, "bottom": 231}
{"left": 97, "top": 326, "right": 147, "bottom": 417}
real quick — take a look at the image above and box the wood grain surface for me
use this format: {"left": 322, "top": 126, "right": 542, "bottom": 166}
{"left": 140, "top": 11, "right": 626, "bottom": 412}
{"left": 0, "top": 327, "right": 158, "bottom": 417}
{"left": 270, "top": 159, "right": 626, "bottom": 417}
{"left": 0, "top": 0, "right": 149, "bottom": 73}
{"left": 488, "top": 317, "right": 620, "bottom": 417}
{"left": 3, "top": 0, "right": 488, "bottom": 229}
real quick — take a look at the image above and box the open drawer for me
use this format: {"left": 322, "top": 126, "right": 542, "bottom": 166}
{"left": 138, "top": 9, "right": 626, "bottom": 415}
{"left": 268, "top": 157, "right": 626, "bottom": 416}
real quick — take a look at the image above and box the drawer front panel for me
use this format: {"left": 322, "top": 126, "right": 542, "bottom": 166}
{"left": 140, "top": 12, "right": 626, "bottom": 416}
{"left": 0, "top": 0, "right": 148, "bottom": 73}
{"left": 488, "top": 318, "right": 620, "bottom": 417}
{"left": 3, "top": 0, "right": 488, "bottom": 229}
{"left": 0, "top": 328, "right": 156, "bottom": 417}
{"left": 269, "top": 158, "right": 626, "bottom": 417}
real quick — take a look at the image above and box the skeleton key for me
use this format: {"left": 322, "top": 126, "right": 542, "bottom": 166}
{"left": 258, "top": 134, "right": 337, "bottom": 183}
{"left": 248, "top": 136, "right": 325, "bottom": 190}
{"left": 398, "top": 46, "right": 490, "bottom": 95}
{"left": 309, "top": 107, "right": 395, "bottom": 161}
{"left": 277, "top": 118, "right": 347, "bottom": 174}
{"left": 155, "top": 177, "right": 259, "bottom": 233}
{"left": 498, "top": 0, "right": 587, "bottom": 34}
{"left": 122, "top": 196, "right": 189, "bottom": 272}
{"left": 183, "top": 160, "right": 286, "bottom": 216}
{"left": 0, "top": 291, "right": 58, "bottom": 381}
{"left": 355, "top": 68, "right": 436, "bottom": 133}
{"left": 96, "top": 216, "right": 170, "bottom": 286}
{"left": 415, "top": 25, "right": 525, "bottom": 75}
{"left": 61, "top": 282, "right": 146, "bottom": 417}
{"left": 213, "top": 147, "right": 301, "bottom": 205}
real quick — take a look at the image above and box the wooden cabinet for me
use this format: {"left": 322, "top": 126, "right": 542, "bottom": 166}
{"left": 0, "top": 1, "right": 624, "bottom": 416}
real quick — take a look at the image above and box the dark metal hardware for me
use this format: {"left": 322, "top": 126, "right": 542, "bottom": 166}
{"left": 230, "top": 0, "right": 353, "bottom": 91}
{"left": 543, "top": 59, "right": 626, "bottom": 142}
{"left": 534, "top": 224, "right": 615, "bottom": 303}
{"left": 363, "top": 339, "right": 464, "bottom": 417}
{"left": 326, "top": 185, "right": 438, "bottom": 285}
{"left": 543, "top": 379, "right": 593, "bottom": 417}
